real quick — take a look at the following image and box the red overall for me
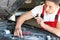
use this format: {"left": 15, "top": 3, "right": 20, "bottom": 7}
{"left": 40, "top": 6, "right": 60, "bottom": 29}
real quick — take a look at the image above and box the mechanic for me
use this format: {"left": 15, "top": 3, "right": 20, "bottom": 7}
{"left": 14, "top": 0, "right": 60, "bottom": 37}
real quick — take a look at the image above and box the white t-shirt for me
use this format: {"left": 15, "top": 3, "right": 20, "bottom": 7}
{"left": 31, "top": 5, "right": 60, "bottom": 22}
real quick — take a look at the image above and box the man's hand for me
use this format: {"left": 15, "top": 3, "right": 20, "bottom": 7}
{"left": 35, "top": 17, "right": 44, "bottom": 26}
{"left": 14, "top": 11, "right": 33, "bottom": 38}
{"left": 14, "top": 27, "right": 23, "bottom": 38}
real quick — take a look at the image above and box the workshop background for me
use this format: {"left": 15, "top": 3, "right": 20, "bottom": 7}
{"left": 0, "top": 0, "right": 59, "bottom": 40}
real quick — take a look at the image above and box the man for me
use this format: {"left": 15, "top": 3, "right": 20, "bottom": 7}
{"left": 14, "top": 0, "right": 60, "bottom": 37}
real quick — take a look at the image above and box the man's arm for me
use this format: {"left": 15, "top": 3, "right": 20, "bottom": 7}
{"left": 42, "top": 22, "right": 60, "bottom": 37}
{"left": 14, "top": 11, "right": 33, "bottom": 37}
{"left": 15, "top": 11, "right": 33, "bottom": 28}
{"left": 35, "top": 17, "right": 60, "bottom": 37}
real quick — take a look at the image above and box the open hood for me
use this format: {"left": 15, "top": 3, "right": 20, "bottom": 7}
{"left": 0, "top": 0, "right": 25, "bottom": 19}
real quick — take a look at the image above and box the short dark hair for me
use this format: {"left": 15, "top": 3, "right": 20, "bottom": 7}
{"left": 44, "top": 0, "right": 60, "bottom": 5}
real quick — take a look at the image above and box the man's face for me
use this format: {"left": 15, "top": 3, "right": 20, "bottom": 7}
{"left": 44, "top": 1, "right": 58, "bottom": 14}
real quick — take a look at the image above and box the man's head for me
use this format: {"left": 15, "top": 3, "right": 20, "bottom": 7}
{"left": 44, "top": 0, "right": 60, "bottom": 14}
